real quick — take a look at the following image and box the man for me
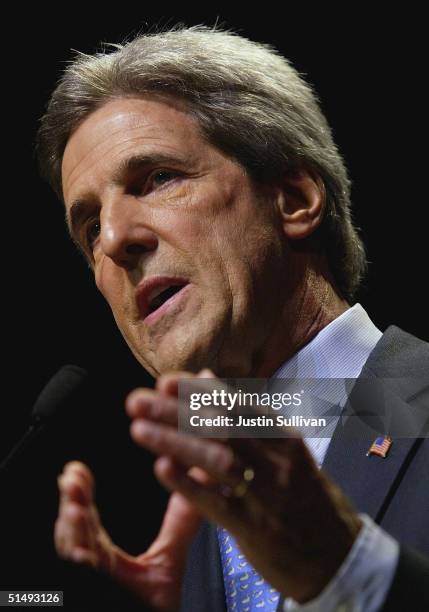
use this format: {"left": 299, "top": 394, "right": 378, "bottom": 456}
{"left": 37, "top": 26, "right": 429, "bottom": 611}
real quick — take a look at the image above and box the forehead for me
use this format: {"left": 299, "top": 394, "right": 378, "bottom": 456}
{"left": 61, "top": 96, "right": 203, "bottom": 201}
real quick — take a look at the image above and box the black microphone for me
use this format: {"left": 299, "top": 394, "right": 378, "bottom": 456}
{"left": 0, "top": 365, "right": 88, "bottom": 474}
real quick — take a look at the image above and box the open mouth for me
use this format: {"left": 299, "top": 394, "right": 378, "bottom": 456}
{"left": 147, "top": 284, "right": 186, "bottom": 314}
{"left": 136, "top": 276, "right": 190, "bottom": 323}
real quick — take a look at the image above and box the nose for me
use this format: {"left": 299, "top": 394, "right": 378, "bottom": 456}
{"left": 99, "top": 194, "right": 158, "bottom": 268}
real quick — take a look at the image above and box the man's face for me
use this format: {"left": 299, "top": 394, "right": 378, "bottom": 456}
{"left": 62, "top": 97, "right": 289, "bottom": 376}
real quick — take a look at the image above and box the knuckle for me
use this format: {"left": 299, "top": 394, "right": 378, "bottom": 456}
{"left": 149, "top": 422, "right": 163, "bottom": 445}
{"left": 198, "top": 368, "right": 215, "bottom": 377}
{"left": 156, "top": 370, "right": 195, "bottom": 392}
{"left": 207, "top": 444, "right": 232, "bottom": 473}
{"left": 65, "top": 502, "right": 87, "bottom": 523}
{"left": 127, "top": 387, "right": 148, "bottom": 400}
{"left": 126, "top": 388, "right": 152, "bottom": 412}
{"left": 65, "top": 461, "right": 87, "bottom": 478}
{"left": 65, "top": 464, "right": 93, "bottom": 488}
{"left": 153, "top": 396, "right": 177, "bottom": 419}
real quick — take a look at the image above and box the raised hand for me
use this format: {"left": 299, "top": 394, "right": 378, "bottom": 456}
{"left": 54, "top": 374, "right": 207, "bottom": 612}
{"left": 126, "top": 369, "right": 363, "bottom": 604}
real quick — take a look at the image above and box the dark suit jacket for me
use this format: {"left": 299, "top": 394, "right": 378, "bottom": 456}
{"left": 179, "top": 326, "right": 429, "bottom": 611}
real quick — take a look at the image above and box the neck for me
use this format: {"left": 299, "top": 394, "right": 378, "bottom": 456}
{"left": 250, "top": 255, "right": 349, "bottom": 377}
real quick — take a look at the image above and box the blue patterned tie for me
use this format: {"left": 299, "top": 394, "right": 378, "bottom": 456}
{"left": 217, "top": 526, "right": 280, "bottom": 611}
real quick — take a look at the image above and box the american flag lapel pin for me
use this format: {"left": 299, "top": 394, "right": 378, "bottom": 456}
{"left": 366, "top": 435, "right": 393, "bottom": 458}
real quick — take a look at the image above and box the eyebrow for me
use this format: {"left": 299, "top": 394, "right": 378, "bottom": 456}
{"left": 111, "top": 152, "right": 188, "bottom": 185}
{"left": 66, "top": 151, "right": 190, "bottom": 239}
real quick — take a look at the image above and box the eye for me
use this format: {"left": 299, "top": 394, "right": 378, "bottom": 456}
{"left": 128, "top": 169, "right": 182, "bottom": 197}
{"left": 85, "top": 217, "right": 101, "bottom": 249}
{"left": 149, "top": 170, "right": 180, "bottom": 190}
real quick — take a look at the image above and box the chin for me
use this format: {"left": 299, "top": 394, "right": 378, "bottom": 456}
{"left": 153, "top": 338, "right": 212, "bottom": 375}
{"left": 138, "top": 327, "right": 221, "bottom": 376}
{"left": 121, "top": 330, "right": 190, "bottom": 376}
{"left": 125, "top": 302, "right": 231, "bottom": 376}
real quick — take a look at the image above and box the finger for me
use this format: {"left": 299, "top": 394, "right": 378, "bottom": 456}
{"left": 146, "top": 489, "right": 202, "bottom": 560}
{"left": 58, "top": 475, "right": 89, "bottom": 509}
{"left": 126, "top": 386, "right": 227, "bottom": 429}
{"left": 69, "top": 546, "right": 98, "bottom": 566}
{"left": 130, "top": 419, "right": 244, "bottom": 487}
{"left": 155, "top": 368, "right": 215, "bottom": 397}
{"left": 126, "top": 389, "right": 179, "bottom": 426}
{"left": 56, "top": 497, "right": 117, "bottom": 574}
{"left": 153, "top": 456, "right": 239, "bottom": 531}
{"left": 62, "top": 461, "right": 95, "bottom": 501}
{"left": 56, "top": 463, "right": 98, "bottom": 558}
{"left": 228, "top": 437, "right": 317, "bottom": 504}
{"left": 63, "top": 461, "right": 95, "bottom": 489}
{"left": 58, "top": 468, "right": 93, "bottom": 507}
{"left": 156, "top": 370, "right": 196, "bottom": 397}
{"left": 66, "top": 502, "right": 94, "bottom": 549}
{"left": 126, "top": 369, "right": 214, "bottom": 421}
{"left": 126, "top": 369, "right": 224, "bottom": 427}
{"left": 55, "top": 465, "right": 121, "bottom": 575}
{"left": 55, "top": 501, "right": 94, "bottom": 559}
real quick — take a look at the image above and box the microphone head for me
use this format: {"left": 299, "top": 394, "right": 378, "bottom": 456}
{"left": 31, "top": 365, "right": 88, "bottom": 422}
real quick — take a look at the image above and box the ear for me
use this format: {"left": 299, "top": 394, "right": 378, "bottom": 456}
{"left": 274, "top": 168, "right": 325, "bottom": 240}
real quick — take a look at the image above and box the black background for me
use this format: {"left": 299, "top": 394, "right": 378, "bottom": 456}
{"left": 1, "top": 8, "right": 427, "bottom": 611}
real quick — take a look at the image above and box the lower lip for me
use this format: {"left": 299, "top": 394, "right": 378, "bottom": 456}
{"left": 143, "top": 283, "right": 192, "bottom": 326}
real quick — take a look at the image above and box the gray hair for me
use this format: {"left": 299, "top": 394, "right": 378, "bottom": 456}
{"left": 36, "top": 24, "right": 367, "bottom": 301}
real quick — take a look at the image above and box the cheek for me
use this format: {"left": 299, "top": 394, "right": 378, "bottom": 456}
{"left": 94, "top": 258, "right": 123, "bottom": 310}
{"left": 94, "top": 258, "right": 108, "bottom": 298}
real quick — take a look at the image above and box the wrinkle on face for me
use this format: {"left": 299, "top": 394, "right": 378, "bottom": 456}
{"left": 61, "top": 96, "right": 297, "bottom": 376}
{"left": 63, "top": 99, "right": 204, "bottom": 201}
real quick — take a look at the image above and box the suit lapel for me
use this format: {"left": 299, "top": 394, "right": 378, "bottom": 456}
{"left": 322, "top": 327, "right": 428, "bottom": 521}
{"left": 277, "top": 326, "right": 428, "bottom": 611}
{"left": 322, "top": 375, "right": 420, "bottom": 519}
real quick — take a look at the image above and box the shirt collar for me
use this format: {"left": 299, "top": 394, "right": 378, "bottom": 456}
{"left": 273, "top": 303, "right": 382, "bottom": 380}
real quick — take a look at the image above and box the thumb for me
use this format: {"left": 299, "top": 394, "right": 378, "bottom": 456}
{"left": 56, "top": 461, "right": 115, "bottom": 572}
{"left": 146, "top": 489, "right": 202, "bottom": 560}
